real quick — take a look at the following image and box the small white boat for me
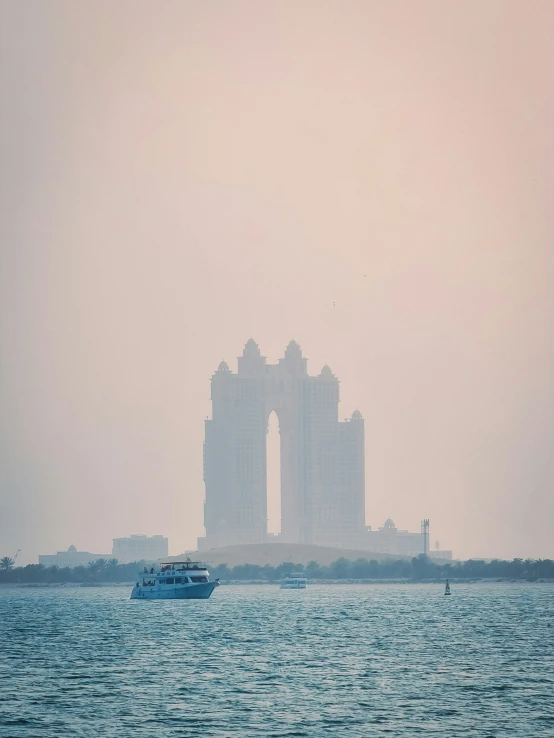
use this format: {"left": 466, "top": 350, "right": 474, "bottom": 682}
{"left": 131, "top": 559, "right": 220, "bottom": 600}
{"left": 280, "top": 572, "right": 307, "bottom": 589}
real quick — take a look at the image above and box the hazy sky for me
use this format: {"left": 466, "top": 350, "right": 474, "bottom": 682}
{"left": 1, "top": 1, "right": 553, "bottom": 564}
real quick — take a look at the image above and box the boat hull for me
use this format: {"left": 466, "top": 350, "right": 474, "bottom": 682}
{"left": 130, "top": 582, "right": 218, "bottom": 600}
{"left": 280, "top": 581, "right": 307, "bottom": 589}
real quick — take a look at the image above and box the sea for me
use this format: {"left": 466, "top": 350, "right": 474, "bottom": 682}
{"left": 1, "top": 583, "right": 553, "bottom": 737}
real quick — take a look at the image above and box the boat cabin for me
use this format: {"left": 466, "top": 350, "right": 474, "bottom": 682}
{"left": 138, "top": 561, "right": 210, "bottom": 587}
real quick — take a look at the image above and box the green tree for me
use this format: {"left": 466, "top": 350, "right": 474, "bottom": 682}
{"left": 305, "top": 560, "right": 321, "bottom": 577}
{"left": 73, "top": 565, "right": 87, "bottom": 582}
{"left": 275, "top": 562, "right": 295, "bottom": 579}
{"left": 86, "top": 560, "right": 102, "bottom": 581}
{"left": 261, "top": 564, "right": 278, "bottom": 581}
{"left": 231, "top": 564, "right": 263, "bottom": 580}
{"left": 0, "top": 557, "right": 15, "bottom": 571}
{"left": 212, "top": 564, "right": 231, "bottom": 580}
{"left": 351, "top": 558, "right": 371, "bottom": 579}
{"left": 411, "top": 554, "right": 435, "bottom": 579}
{"left": 20, "top": 564, "right": 46, "bottom": 582}
{"left": 106, "top": 558, "right": 119, "bottom": 581}
{"left": 330, "top": 557, "right": 351, "bottom": 579}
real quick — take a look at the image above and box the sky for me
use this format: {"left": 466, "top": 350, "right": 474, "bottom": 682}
{"left": 1, "top": 1, "right": 553, "bottom": 564}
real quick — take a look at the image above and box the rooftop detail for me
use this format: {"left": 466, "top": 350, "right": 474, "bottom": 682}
{"left": 285, "top": 339, "right": 302, "bottom": 356}
{"left": 159, "top": 561, "right": 206, "bottom": 566}
{"left": 243, "top": 338, "right": 261, "bottom": 356}
{"left": 320, "top": 364, "right": 335, "bottom": 379}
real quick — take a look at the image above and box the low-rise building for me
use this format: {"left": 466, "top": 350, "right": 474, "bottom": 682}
{"left": 359, "top": 518, "right": 425, "bottom": 556}
{"left": 39, "top": 545, "right": 109, "bottom": 568}
{"left": 357, "top": 518, "right": 452, "bottom": 558}
{"left": 202, "top": 519, "right": 452, "bottom": 558}
{"left": 112, "top": 534, "right": 168, "bottom": 563}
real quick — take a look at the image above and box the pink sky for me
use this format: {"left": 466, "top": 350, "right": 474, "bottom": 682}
{"left": 1, "top": 1, "right": 553, "bottom": 563}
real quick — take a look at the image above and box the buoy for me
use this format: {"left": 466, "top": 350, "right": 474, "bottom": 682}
{"left": 444, "top": 579, "right": 451, "bottom": 596}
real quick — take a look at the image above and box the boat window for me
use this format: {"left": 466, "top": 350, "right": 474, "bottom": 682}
{"left": 159, "top": 579, "right": 166, "bottom": 584}
{"left": 174, "top": 578, "right": 182, "bottom": 584}
{"left": 190, "top": 576, "right": 208, "bottom": 583}
{"left": 166, "top": 577, "right": 175, "bottom": 584}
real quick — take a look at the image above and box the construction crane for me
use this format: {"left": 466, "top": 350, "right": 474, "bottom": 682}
{"left": 12, "top": 549, "right": 21, "bottom": 564}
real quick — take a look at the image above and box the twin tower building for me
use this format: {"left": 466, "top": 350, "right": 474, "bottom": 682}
{"left": 198, "top": 339, "right": 366, "bottom": 551}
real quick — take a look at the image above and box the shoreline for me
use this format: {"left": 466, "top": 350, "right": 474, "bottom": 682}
{"left": 1, "top": 577, "right": 552, "bottom": 588}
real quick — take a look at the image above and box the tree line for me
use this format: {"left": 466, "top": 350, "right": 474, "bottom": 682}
{"left": 1, "top": 555, "right": 553, "bottom": 583}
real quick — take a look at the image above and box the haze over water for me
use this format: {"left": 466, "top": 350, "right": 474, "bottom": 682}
{"left": 1, "top": 584, "right": 553, "bottom": 737}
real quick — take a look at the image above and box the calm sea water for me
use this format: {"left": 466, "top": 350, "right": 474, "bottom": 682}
{"left": 1, "top": 583, "right": 553, "bottom": 737}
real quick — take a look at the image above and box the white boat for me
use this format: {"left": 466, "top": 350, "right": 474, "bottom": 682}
{"left": 130, "top": 560, "right": 220, "bottom": 600}
{"left": 280, "top": 572, "right": 307, "bottom": 589}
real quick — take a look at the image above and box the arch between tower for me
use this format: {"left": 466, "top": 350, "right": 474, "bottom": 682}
{"left": 266, "top": 411, "right": 281, "bottom": 535}
{"left": 264, "top": 391, "right": 300, "bottom": 545}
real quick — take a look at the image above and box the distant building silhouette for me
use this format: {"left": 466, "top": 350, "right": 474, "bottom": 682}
{"left": 199, "top": 339, "right": 365, "bottom": 550}
{"left": 198, "top": 339, "right": 451, "bottom": 557}
{"left": 362, "top": 518, "right": 452, "bottom": 559}
{"left": 38, "top": 537, "right": 170, "bottom": 567}
{"left": 39, "top": 545, "right": 109, "bottom": 568}
{"left": 112, "top": 534, "right": 168, "bottom": 563}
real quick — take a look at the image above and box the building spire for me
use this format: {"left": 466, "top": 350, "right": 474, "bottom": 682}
{"left": 243, "top": 338, "right": 261, "bottom": 356}
{"left": 285, "top": 339, "right": 302, "bottom": 356}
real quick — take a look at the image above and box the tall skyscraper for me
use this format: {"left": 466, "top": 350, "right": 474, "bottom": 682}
{"left": 199, "top": 340, "right": 365, "bottom": 550}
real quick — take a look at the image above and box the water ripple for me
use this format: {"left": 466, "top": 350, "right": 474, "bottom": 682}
{"left": 0, "top": 583, "right": 553, "bottom": 737}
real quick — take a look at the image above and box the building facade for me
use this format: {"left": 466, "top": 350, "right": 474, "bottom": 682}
{"left": 112, "top": 534, "right": 168, "bottom": 563}
{"left": 39, "top": 545, "right": 109, "bottom": 568}
{"left": 199, "top": 339, "right": 366, "bottom": 550}
{"left": 360, "top": 519, "right": 452, "bottom": 558}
